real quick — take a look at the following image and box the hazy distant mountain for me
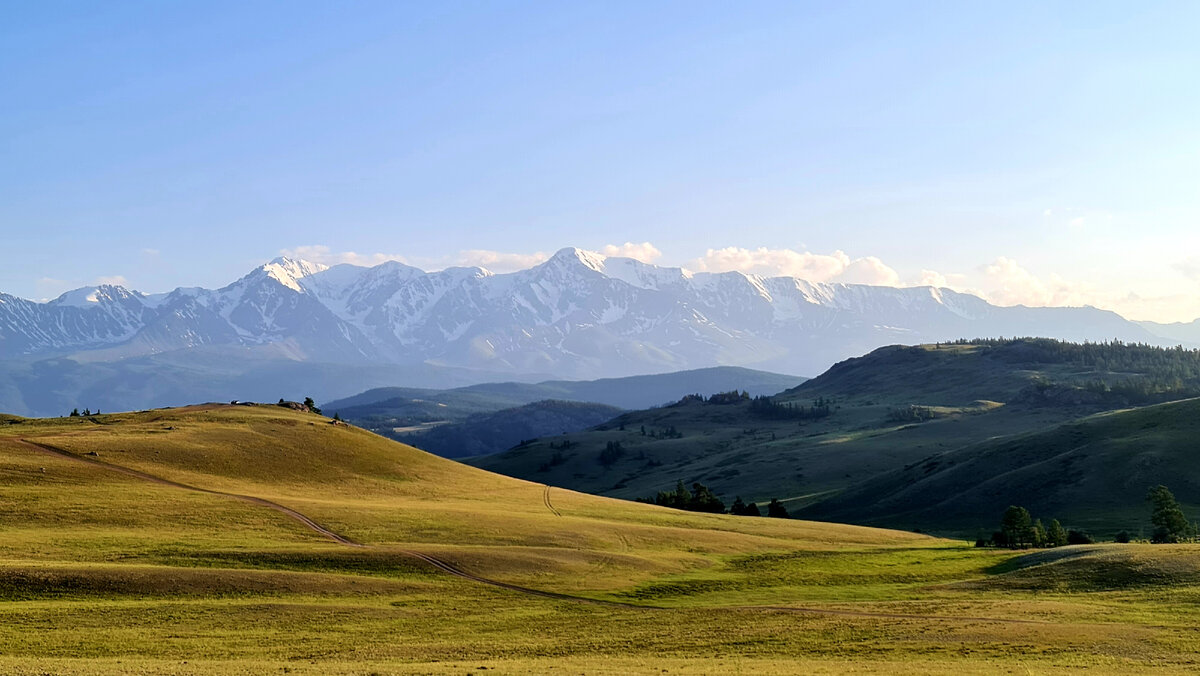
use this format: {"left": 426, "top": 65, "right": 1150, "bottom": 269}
{"left": 0, "top": 247, "right": 1180, "bottom": 416}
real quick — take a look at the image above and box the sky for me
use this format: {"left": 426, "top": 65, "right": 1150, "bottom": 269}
{"left": 3, "top": 1, "right": 1200, "bottom": 322}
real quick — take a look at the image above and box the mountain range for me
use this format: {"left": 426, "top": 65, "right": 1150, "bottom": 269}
{"left": 1, "top": 247, "right": 1192, "bottom": 416}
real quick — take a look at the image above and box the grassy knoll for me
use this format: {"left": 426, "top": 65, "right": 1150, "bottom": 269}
{"left": 2, "top": 405, "right": 1200, "bottom": 673}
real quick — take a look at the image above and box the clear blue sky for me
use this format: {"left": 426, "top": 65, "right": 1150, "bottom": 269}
{"left": 3, "top": 2, "right": 1199, "bottom": 320}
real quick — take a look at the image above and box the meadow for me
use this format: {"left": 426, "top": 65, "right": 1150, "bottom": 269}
{"left": 1, "top": 405, "right": 1199, "bottom": 674}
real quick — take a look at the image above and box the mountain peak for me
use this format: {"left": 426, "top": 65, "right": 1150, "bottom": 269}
{"left": 259, "top": 257, "right": 329, "bottom": 292}
{"left": 547, "top": 247, "right": 607, "bottom": 273}
{"left": 50, "top": 284, "right": 137, "bottom": 308}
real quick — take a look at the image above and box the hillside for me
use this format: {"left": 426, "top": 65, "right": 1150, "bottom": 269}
{"left": 395, "top": 399, "right": 624, "bottom": 458}
{"left": 474, "top": 339, "right": 1200, "bottom": 532}
{"left": 325, "top": 365, "right": 807, "bottom": 415}
{"left": 798, "top": 397, "right": 1200, "bottom": 537}
{"left": 3, "top": 404, "right": 1200, "bottom": 673}
{"left": 325, "top": 365, "right": 805, "bottom": 449}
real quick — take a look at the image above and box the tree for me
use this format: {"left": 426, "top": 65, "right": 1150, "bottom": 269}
{"left": 743, "top": 501, "right": 761, "bottom": 517}
{"left": 333, "top": 412, "right": 342, "bottom": 422}
{"left": 1148, "top": 485, "right": 1193, "bottom": 543}
{"left": 599, "top": 441, "right": 624, "bottom": 467}
{"left": 1000, "top": 506, "right": 1034, "bottom": 549}
{"left": 1046, "top": 519, "right": 1069, "bottom": 547}
{"left": 766, "top": 498, "right": 789, "bottom": 519}
{"left": 1032, "top": 519, "right": 1047, "bottom": 548}
{"left": 69, "top": 408, "right": 80, "bottom": 417}
{"left": 1115, "top": 530, "right": 1131, "bottom": 544}
{"left": 730, "top": 496, "right": 748, "bottom": 515}
{"left": 303, "top": 397, "right": 321, "bottom": 415}
{"left": 1066, "top": 530, "right": 1093, "bottom": 545}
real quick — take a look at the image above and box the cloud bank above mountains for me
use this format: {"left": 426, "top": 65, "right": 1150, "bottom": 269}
{"left": 274, "top": 242, "right": 1200, "bottom": 325}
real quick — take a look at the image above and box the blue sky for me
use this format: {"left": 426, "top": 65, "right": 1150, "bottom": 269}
{"left": 3, "top": 1, "right": 1199, "bottom": 321}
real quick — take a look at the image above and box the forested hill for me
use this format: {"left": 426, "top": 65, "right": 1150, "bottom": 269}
{"left": 785, "top": 338, "right": 1200, "bottom": 408}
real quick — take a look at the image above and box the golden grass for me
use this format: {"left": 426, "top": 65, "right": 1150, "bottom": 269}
{"left": 3, "top": 405, "right": 1200, "bottom": 673}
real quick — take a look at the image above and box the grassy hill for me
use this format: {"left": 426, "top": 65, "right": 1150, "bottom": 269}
{"left": 798, "top": 397, "right": 1200, "bottom": 537}
{"left": 394, "top": 399, "right": 624, "bottom": 458}
{"left": 473, "top": 339, "right": 1200, "bottom": 533}
{"left": 4, "top": 403, "right": 1200, "bottom": 672}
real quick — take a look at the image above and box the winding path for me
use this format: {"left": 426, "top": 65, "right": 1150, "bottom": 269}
{"left": 17, "top": 437, "right": 1058, "bottom": 625}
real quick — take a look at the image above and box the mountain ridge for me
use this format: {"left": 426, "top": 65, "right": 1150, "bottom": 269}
{"left": 2, "top": 248, "right": 1185, "bottom": 381}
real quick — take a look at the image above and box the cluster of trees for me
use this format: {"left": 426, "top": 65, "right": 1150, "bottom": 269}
{"left": 640, "top": 425, "right": 683, "bottom": 439}
{"left": 977, "top": 506, "right": 1081, "bottom": 549}
{"left": 978, "top": 486, "right": 1195, "bottom": 548}
{"left": 599, "top": 440, "right": 625, "bottom": 466}
{"left": 942, "top": 338, "right": 1200, "bottom": 405}
{"left": 639, "top": 481, "right": 790, "bottom": 518}
{"left": 706, "top": 390, "right": 751, "bottom": 405}
{"left": 547, "top": 439, "right": 575, "bottom": 450}
{"left": 748, "top": 396, "right": 833, "bottom": 421}
{"left": 68, "top": 407, "right": 100, "bottom": 417}
{"left": 729, "top": 496, "right": 790, "bottom": 518}
{"left": 536, "top": 450, "right": 566, "bottom": 472}
{"left": 886, "top": 405, "right": 935, "bottom": 423}
{"left": 640, "top": 481, "right": 726, "bottom": 513}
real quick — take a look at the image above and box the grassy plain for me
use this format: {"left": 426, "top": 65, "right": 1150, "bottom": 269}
{"left": 2, "top": 405, "right": 1199, "bottom": 674}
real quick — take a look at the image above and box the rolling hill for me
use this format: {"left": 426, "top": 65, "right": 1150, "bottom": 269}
{"left": 3, "top": 403, "right": 1200, "bottom": 673}
{"left": 324, "top": 365, "right": 805, "bottom": 453}
{"left": 797, "top": 397, "right": 1200, "bottom": 537}
{"left": 473, "top": 339, "right": 1200, "bottom": 535}
{"left": 393, "top": 399, "right": 625, "bottom": 458}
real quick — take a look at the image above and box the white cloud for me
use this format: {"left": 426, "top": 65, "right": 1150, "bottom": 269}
{"left": 688, "top": 247, "right": 901, "bottom": 286}
{"left": 452, "top": 249, "right": 551, "bottom": 272}
{"left": 1173, "top": 257, "right": 1200, "bottom": 282}
{"left": 279, "top": 245, "right": 410, "bottom": 267}
{"left": 600, "top": 241, "right": 662, "bottom": 263}
{"left": 95, "top": 275, "right": 129, "bottom": 287}
{"left": 839, "top": 256, "right": 901, "bottom": 286}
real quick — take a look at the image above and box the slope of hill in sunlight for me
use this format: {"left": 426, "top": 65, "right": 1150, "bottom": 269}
{"left": 3, "top": 403, "right": 1199, "bottom": 674}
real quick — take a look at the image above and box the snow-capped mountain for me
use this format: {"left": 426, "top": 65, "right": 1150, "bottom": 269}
{"left": 0, "top": 247, "right": 1181, "bottom": 383}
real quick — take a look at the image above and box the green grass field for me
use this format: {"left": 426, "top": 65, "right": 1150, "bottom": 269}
{"left": 3, "top": 405, "right": 1200, "bottom": 674}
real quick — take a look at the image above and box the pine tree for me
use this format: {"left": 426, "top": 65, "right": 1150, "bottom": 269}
{"left": 69, "top": 408, "right": 80, "bottom": 417}
{"left": 1032, "top": 519, "right": 1047, "bottom": 548}
{"left": 766, "top": 498, "right": 789, "bottom": 519}
{"left": 1000, "top": 506, "right": 1034, "bottom": 549}
{"left": 1046, "top": 519, "right": 1069, "bottom": 547}
{"left": 1148, "top": 485, "right": 1193, "bottom": 543}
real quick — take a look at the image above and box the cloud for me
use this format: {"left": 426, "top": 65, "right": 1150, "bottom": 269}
{"left": 688, "top": 247, "right": 901, "bottom": 286}
{"left": 839, "top": 256, "right": 901, "bottom": 286}
{"left": 1173, "top": 257, "right": 1200, "bottom": 282}
{"left": 94, "top": 275, "right": 129, "bottom": 287}
{"left": 600, "top": 241, "right": 662, "bottom": 263}
{"left": 452, "top": 249, "right": 550, "bottom": 272}
{"left": 279, "top": 245, "right": 410, "bottom": 267}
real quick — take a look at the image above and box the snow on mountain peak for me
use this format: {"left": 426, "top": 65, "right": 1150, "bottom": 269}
{"left": 549, "top": 247, "right": 608, "bottom": 273}
{"left": 261, "top": 257, "right": 329, "bottom": 292}
{"left": 51, "top": 284, "right": 136, "bottom": 308}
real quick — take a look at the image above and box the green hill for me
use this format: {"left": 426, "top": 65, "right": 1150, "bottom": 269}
{"left": 798, "top": 397, "right": 1200, "bottom": 537}
{"left": 474, "top": 339, "right": 1200, "bottom": 532}
{"left": 395, "top": 399, "right": 624, "bottom": 458}
{"left": 3, "top": 403, "right": 1200, "bottom": 672}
